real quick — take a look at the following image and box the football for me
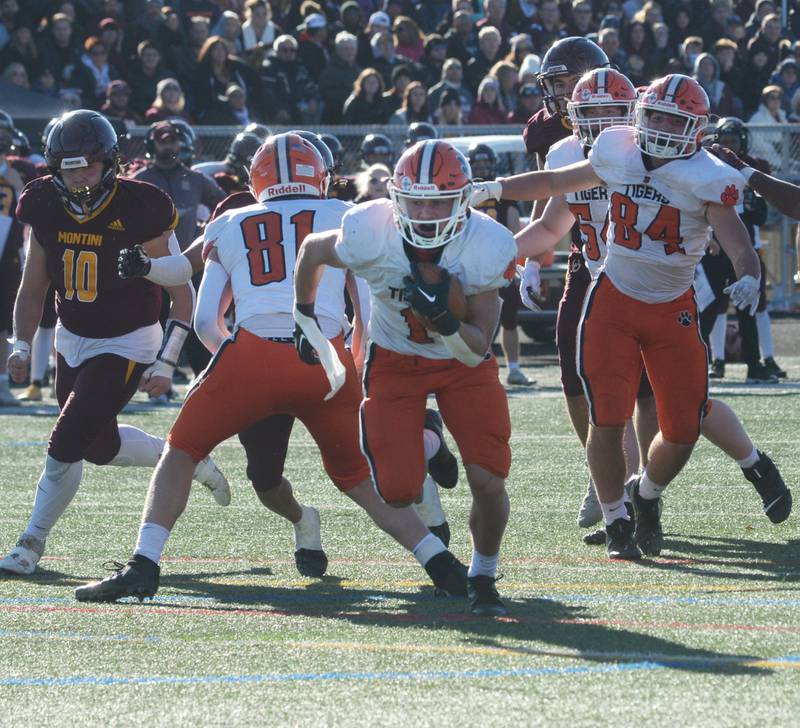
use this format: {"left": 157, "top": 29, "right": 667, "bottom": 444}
{"left": 411, "top": 262, "right": 469, "bottom": 328}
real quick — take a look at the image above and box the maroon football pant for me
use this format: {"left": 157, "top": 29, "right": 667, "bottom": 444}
{"left": 238, "top": 414, "right": 296, "bottom": 491}
{"left": 49, "top": 353, "right": 148, "bottom": 464}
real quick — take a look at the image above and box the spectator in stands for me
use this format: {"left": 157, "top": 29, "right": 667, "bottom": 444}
{"left": 507, "top": 81, "right": 542, "bottom": 123}
{"left": 343, "top": 67, "right": 390, "bottom": 123}
{"left": 392, "top": 15, "right": 424, "bottom": 62}
{"left": 241, "top": 0, "right": 278, "bottom": 60}
{"left": 358, "top": 11, "right": 391, "bottom": 67}
{"left": 741, "top": 42, "right": 775, "bottom": 115}
{"left": 168, "top": 16, "right": 208, "bottom": 90}
{"left": 635, "top": 0, "right": 663, "bottom": 26}
{"left": 770, "top": 58, "right": 800, "bottom": 114}
{"left": 745, "top": 0, "right": 774, "bottom": 41}
{"left": 504, "top": 33, "right": 534, "bottom": 67}
{"left": 693, "top": 52, "right": 739, "bottom": 116}
{"left": 382, "top": 63, "right": 413, "bottom": 115}
{"left": 1, "top": 60, "right": 28, "bottom": 88}
{"left": 435, "top": 86, "right": 464, "bottom": 125}
{"left": 517, "top": 52, "right": 541, "bottom": 83}
{"left": 623, "top": 21, "right": 654, "bottom": 72}
{"left": 714, "top": 37, "right": 745, "bottom": 102}
{"left": 97, "top": 18, "right": 125, "bottom": 70}
{"left": 506, "top": 0, "right": 538, "bottom": 32}
{"left": 671, "top": 35, "right": 703, "bottom": 75}
{"left": 599, "top": 27, "right": 628, "bottom": 72}
{"left": 420, "top": 34, "right": 448, "bottom": 88}
{"left": 370, "top": 29, "right": 405, "bottom": 87}
{"left": 100, "top": 79, "right": 143, "bottom": 128}
{"left": 297, "top": 13, "right": 329, "bottom": 82}
{"left": 354, "top": 163, "right": 391, "bottom": 203}
{"left": 193, "top": 36, "right": 261, "bottom": 120}
{"left": 445, "top": 10, "right": 478, "bottom": 67}
{"left": 649, "top": 22, "right": 673, "bottom": 75}
{"left": 477, "top": 0, "right": 513, "bottom": 40}
{"left": 567, "top": 0, "right": 596, "bottom": 37}
{"left": 261, "top": 34, "right": 318, "bottom": 123}
{"left": 703, "top": 0, "right": 733, "bottom": 47}
{"left": 179, "top": 0, "right": 222, "bottom": 33}
{"left": 340, "top": 1, "right": 365, "bottom": 35}
{"left": 212, "top": 10, "right": 243, "bottom": 55}
{"left": 36, "top": 12, "right": 81, "bottom": 90}
{"left": 529, "top": 0, "right": 567, "bottom": 54}
{"left": 491, "top": 60, "right": 519, "bottom": 113}
{"left": 199, "top": 83, "right": 255, "bottom": 125}
{"left": 127, "top": 40, "right": 173, "bottom": 115}
{"left": 724, "top": 14, "right": 746, "bottom": 45}
{"left": 145, "top": 78, "right": 192, "bottom": 123}
{"left": 320, "top": 31, "right": 361, "bottom": 123}
{"left": 75, "top": 37, "right": 120, "bottom": 109}
{"left": 0, "top": 26, "right": 39, "bottom": 80}
{"left": 126, "top": 0, "right": 167, "bottom": 58}
{"left": 748, "top": 85, "right": 788, "bottom": 169}
{"left": 788, "top": 87, "right": 800, "bottom": 122}
{"left": 468, "top": 76, "right": 507, "bottom": 124}
{"left": 466, "top": 26, "right": 502, "bottom": 94}
{"left": 749, "top": 13, "right": 786, "bottom": 72}
{"left": 389, "top": 80, "right": 431, "bottom": 125}
{"left": 671, "top": 6, "right": 693, "bottom": 47}
{"left": 428, "top": 57, "right": 474, "bottom": 117}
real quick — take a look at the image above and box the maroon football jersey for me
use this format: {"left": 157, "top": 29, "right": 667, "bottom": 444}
{"left": 523, "top": 108, "right": 573, "bottom": 162}
{"left": 16, "top": 176, "right": 178, "bottom": 338}
{"left": 210, "top": 190, "right": 255, "bottom": 221}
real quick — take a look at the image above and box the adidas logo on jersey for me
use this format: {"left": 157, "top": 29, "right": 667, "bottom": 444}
{"left": 108, "top": 219, "right": 126, "bottom": 231}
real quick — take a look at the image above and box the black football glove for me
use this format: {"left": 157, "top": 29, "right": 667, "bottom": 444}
{"left": 294, "top": 303, "right": 321, "bottom": 365}
{"left": 402, "top": 260, "right": 460, "bottom": 336}
{"left": 118, "top": 245, "right": 151, "bottom": 278}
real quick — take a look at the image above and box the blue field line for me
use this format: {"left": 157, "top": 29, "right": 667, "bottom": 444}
{"left": 0, "top": 661, "right": 665, "bottom": 688}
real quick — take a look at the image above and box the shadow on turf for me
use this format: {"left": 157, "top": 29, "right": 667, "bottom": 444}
{"left": 651, "top": 533, "right": 800, "bottom": 584}
{"left": 146, "top": 568, "right": 770, "bottom": 676}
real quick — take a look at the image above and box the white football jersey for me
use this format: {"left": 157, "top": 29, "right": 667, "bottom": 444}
{"left": 546, "top": 135, "right": 609, "bottom": 278}
{"left": 588, "top": 126, "right": 744, "bottom": 303}
{"left": 203, "top": 198, "right": 350, "bottom": 338}
{"left": 335, "top": 199, "right": 517, "bottom": 359}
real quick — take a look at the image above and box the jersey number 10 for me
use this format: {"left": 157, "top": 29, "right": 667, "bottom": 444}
{"left": 241, "top": 210, "right": 315, "bottom": 286}
{"left": 62, "top": 249, "right": 98, "bottom": 303}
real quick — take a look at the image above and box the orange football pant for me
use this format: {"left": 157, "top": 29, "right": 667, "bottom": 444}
{"left": 577, "top": 274, "right": 708, "bottom": 445}
{"left": 168, "top": 328, "right": 370, "bottom": 491}
{"left": 360, "top": 344, "right": 511, "bottom": 504}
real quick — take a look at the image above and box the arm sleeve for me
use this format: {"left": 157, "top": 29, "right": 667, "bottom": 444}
{"left": 194, "top": 259, "right": 231, "bottom": 354}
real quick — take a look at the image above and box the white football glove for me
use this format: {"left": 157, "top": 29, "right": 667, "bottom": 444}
{"left": 517, "top": 260, "right": 542, "bottom": 311}
{"left": 469, "top": 180, "right": 503, "bottom": 207}
{"left": 723, "top": 275, "right": 761, "bottom": 316}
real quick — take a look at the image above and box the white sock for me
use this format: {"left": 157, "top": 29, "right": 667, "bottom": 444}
{"left": 737, "top": 445, "right": 759, "bottom": 469}
{"left": 25, "top": 456, "right": 84, "bottom": 541}
{"left": 508, "top": 361, "right": 520, "bottom": 370}
{"left": 413, "top": 533, "right": 446, "bottom": 566}
{"left": 639, "top": 472, "right": 666, "bottom": 500}
{"left": 109, "top": 426, "right": 164, "bottom": 467}
{"left": 468, "top": 548, "right": 499, "bottom": 578}
{"left": 31, "top": 327, "right": 55, "bottom": 383}
{"left": 710, "top": 313, "right": 727, "bottom": 362}
{"left": 293, "top": 505, "right": 322, "bottom": 550}
{"left": 756, "top": 310, "right": 774, "bottom": 359}
{"left": 600, "top": 496, "right": 628, "bottom": 525}
{"left": 412, "top": 475, "right": 446, "bottom": 527}
{"left": 422, "top": 429, "right": 441, "bottom": 461}
{"left": 133, "top": 522, "right": 171, "bottom": 564}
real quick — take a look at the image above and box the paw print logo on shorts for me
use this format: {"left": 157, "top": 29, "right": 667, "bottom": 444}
{"left": 678, "top": 310, "right": 692, "bottom": 327}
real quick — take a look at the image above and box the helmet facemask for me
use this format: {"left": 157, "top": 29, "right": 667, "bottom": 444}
{"left": 634, "top": 105, "right": 707, "bottom": 159}
{"left": 388, "top": 183, "right": 472, "bottom": 250}
{"left": 567, "top": 99, "right": 635, "bottom": 146}
{"left": 52, "top": 156, "right": 118, "bottom": 215}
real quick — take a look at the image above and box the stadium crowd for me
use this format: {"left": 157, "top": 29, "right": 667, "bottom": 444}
{"left": 3, "top": 0, "right": 800, "bottom": 128}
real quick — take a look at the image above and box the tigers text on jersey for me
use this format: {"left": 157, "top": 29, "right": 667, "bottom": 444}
{"left": 588, "top": 126, "right": 744, "bottom": 304}
{"left": 545, "top": 135, "right": 608, "bottom": 278}
{"left": 203, "top": 197, "right": 350, "bottom": 339}
{"left": 335, "top": 199, "right": 517, "bottom": 359}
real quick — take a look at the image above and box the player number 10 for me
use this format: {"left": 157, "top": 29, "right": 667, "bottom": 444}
{"left": 62, "top": 249, "right": 98, "bottom": 303}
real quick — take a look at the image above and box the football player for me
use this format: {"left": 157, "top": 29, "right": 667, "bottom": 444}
{"left": 517, "top": 70, "right": 793, "bottom": 546}
{"left": 474, "top": 75, "right": 790, "bottom": 559}
{"left": 294, "top": 140, "right": 517, "bottom": 616}
{"left": 2, "top": 110, "right": 229, "bottom": 576}
{"left": 75, "top": 134, "right": 468, "bottom": 602}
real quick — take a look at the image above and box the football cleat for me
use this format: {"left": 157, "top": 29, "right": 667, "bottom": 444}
{"left": 746, "top": 363, "right": 778, "bottom": 384}
{"left": 582, "top": 502, "right": 635, "bottom": 546}
{"left": 467, "top": 575, "right": 507, "bottom": 617}
{"left": 74, "top": 554, "right": 160, "bottom": 602}
{"left": 429, "top": 522, "right": 451, "bottom": 548}
{"left": 605, "top": 517, "right": 641, "bottom": 560}
{"left": 17, "top": 384, "right": 42, "bottom": 402}
{"left": 708, "top": 359, "right": 725, "bottom": 379}
{"left": 294, "top": 548, "right": 328, "bottom": 578}
{"left": 0, "top": 534, "right": 45, "bottom": 575}
{"left": 424, "top": 550, "right": 468, "bottom": 597}
{"left": 506, "top": 368, "right": 536, "bottom": 386}
{"left": 577, "top": 478, "right": 602, "bottom": 528}
{"left": 742, "top": 451, "right": 792, "bottom": 524}
{"left": 632, "top": 479, "right": 663, "bottom": 556}
{"left": 763, "top": 357, "right": 787, "bottom": 379}
{"left": 193, "top": 455, "right": 231, "bottom": 506}
{"left": 424, "top": 409, "right": 459, "bottom": 489}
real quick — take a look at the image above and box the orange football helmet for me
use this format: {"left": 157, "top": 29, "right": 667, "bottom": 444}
{"left": 634, "top": 74, "right": 709, "bottom": 158}
{"left": 567, "top": 68, "right": 637, "bottom": 146}
{"left": 387, "top": 140, "right": 472, "bottom": 249}
{"left": 249, "top": 132, "right": 329, "bottom": 201}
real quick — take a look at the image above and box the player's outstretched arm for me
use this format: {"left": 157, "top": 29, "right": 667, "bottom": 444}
{"left": 707, "top": 202, "right": 762, "bottom": 315}
{"left": 194, "top": 257, "right": 232, "bottom": 355}
{"left": 9, "top": 230, "right": 50, "bottom": 383}
{"left": 118, "top": 232, "right": 198, "bottom": 285}
{"left": 472, "top": 160, "right": 602, "bottom": 205}
{"left": 515, "top": 195, "right": 575, "bottom": 260}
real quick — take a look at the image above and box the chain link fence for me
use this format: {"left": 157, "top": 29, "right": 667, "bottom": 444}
{"left": 122, "top": 122, "right": 800, "bottom": 312}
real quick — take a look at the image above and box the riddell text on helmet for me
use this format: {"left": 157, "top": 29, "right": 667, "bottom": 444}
{"left": 265, "top": 182, "right": 316, "bottom": 197}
